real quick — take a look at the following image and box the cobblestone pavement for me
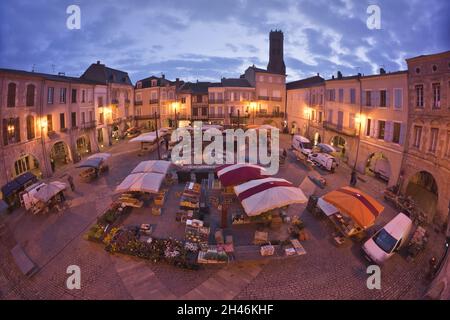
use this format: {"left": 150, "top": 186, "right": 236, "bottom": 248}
{"left": 0, "top": 134, "right": 446, "bottom": 300}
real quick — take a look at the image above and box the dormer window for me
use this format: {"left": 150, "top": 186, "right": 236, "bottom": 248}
{"left": 137, "top": 82, "right": 142, "bottom": 89}
{"left": 151, "top": 80, "right": 157, "bottom": 87}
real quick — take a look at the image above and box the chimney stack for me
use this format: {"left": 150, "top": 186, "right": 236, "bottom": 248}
{"left": 337, "top": 71, "right": 343, "bottom": 79}
{"left": 379, "top": 68, "right": 386, "bottom": 74}
{"left": 97, "top": 60, "right": 101, "bottom": 64}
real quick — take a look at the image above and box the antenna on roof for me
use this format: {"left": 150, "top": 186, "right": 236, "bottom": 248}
{"left": 31, "top": 64, "right": 35, "bottom": 72}
{"left": 51, "top": 64, "right": 55, "bottom": 74}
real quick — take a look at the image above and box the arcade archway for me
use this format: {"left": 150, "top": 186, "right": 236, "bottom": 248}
{"left": 406, "top": 171, "right": 438, "bottom": 222}
{"left": 13, "top": 154, "right": 42, "bottom": 179}
{"left": 50, "top": 141, "right": 71, "bottom": 171}
{"left": 330, "top": 136, "right": 347, "bottom": 157}
{"left": 76, "top": 135, "right": 92, "bottom": 158}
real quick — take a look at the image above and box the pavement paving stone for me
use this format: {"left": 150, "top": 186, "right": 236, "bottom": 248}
{"left": 0, "top": 134, "right": 446, "bottom": 300}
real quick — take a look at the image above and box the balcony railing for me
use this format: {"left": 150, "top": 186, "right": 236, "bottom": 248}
{"left": 258, "top": 96, "right": 270, "bottom": 101}
{"left": 111, "top": 98, "right": 119, "bottom": 104}
{"left": 271, "top": 97, "right": 282, "bottom": 102}
{"left": 134, "top": 100, "right": 143, "bottom": 106}
{"left": 149, "top": 99, "right": 159, "bottom": 105}
{"left": 209, "top": 99, "right": 224, "bottom": 104}
{"left": 191, "top": 114, "right": 209, "bottom": 120}
{"left": 125, "top": 99, "right": 131, "bottom": 104}
{"left": 80, "top": 120, "right": 97, "bottom": 130}
{"left": 134, "top": 114, "right": 160, "bottom": 121}
{"left": 323, "top": 121, "right": 357, "bottom": 136}
{"left": 255, "top": 111, "right": 285, "bottom": 118}
{"left": 230, "top": 113, "right": 250, "bottom": 118}
{"left": 209, "top": 113, "right": 226, "bottom": 119}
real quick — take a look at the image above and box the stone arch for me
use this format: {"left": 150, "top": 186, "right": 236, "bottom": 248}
{"left": 76, "top": 134, "right": 92, "bottom": 158}
{"left": 50, "top": 140, "right": 72, "bottom": 171}
{"left": 12, "top": 153, "right": 42, "bottom": 179}
{"left": 405, "top": 170, "right": 439, "bottom": 222}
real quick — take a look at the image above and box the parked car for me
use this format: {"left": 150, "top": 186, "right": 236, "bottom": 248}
{"left": 362, "top": 212, "right": 413, "bottom": 265}
{"left": 308, "top": 153, "right": 338, "bottom": 172}
{"left": 292, "top": 135, "right": 313, "bottom": 156}
{"left": 313, "top": 143, "right": 336, "bottom": 154}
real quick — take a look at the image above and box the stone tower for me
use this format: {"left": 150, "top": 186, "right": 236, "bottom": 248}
{"left": 267, "top": 30, "right": 286, "bottom": 75}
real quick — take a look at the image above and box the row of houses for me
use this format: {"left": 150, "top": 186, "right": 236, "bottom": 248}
{"left": 0, "top": 61, "right": 135, "bottom": 185}
{"left": 0, "top": 29, "right": 448, "bottom": 226}
{"left": 0, "top": 31, "right": 287, "bottom": 185}
{"left": 286, "top": 50, "right": 450, "bottom": 226}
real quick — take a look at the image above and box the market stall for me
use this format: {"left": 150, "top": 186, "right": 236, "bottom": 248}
{"left": 216, "top": 163, "right": 270, "bottom": 187}
{"left": 1, "top": 172, "right": 38, "bottom": 209}
{"left": 310, "top": 186, "right": 385, "bottom": 244}
{"left": 31, "top": 181, "right": 67, "bottom": 214}
{"left": 76, "top": 157, "right": 109, "bottom": 182}
{"left": 234, "top": 177, "right": 308, "bottom": 217}
{"left": 115, "top": 172, "right": 165, "bottom": 194}
{"left": 131, "top": 160, "right": 172, "bottom": 175}
{"left": 129, "top": 130, "right": 168, "bottom": 154}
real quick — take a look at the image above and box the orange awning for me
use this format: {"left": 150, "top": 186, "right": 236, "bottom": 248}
{"left": 322, "top": 186, "right": 384, "bottom": 228}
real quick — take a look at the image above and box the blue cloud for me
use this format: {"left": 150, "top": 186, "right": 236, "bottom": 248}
{"left": 0, "top": 0, "right": 448, "bottom": 82}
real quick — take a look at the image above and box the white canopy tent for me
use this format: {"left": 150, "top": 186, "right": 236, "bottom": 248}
{"left": 234, "top": 177, "right": 308, "bottom": 216}
{"left": 115, "top": 172, "right": 165, "bottom": 194}
{"left": 34, "top": 181, "right": 67, "bottom": 203}
{"left": 129, "top": 130, "right": 168, "bottom": 143}
{"left": 87, "top": 153, "right": 111, "bottom": 161}
{"left": 129, "top": 132, "right": 158, "bottom": 143}
{"left": 131, "top": 160, "right": 172, "bottom": 175}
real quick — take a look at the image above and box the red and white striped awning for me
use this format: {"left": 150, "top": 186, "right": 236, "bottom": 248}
{"left": 234, "top": 177, "right": 308, "bottom": 216}
{"left": 216, "top": 163, "right": 269, "bottom": 187}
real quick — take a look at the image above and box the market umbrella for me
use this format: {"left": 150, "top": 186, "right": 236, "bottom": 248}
{"left": 75, "top": 157, "right": 103, "bottom": 169}
{"left": 87, "top": 153, "right": 111, "bottom": 161}
{"left": 34, "top": 181, "right": 67, "bottom": 203}
{"left": 129, "top": 132, "right": 159, "bottom": 143}
{"left": 131, "top": 160, "right": 172, "bottom": 175}
{"left": 322, "top": 186, "right": 384, "bottom": 228}
{"left": 234, "top": 177, "right": 308, "bottom": 216}
{"left": 115, "top": 172, "right": 165, "bottom": 194}
{"left": 216, "top": 163, "right": 270, "bottom": 187}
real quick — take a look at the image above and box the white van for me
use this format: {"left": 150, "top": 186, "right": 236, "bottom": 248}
{"left": 362, "top": 212, "right": 413, "bottom": 265}
{"left": 291, "top": 135, "right": 313, "bottom": 156}
{"left": 308, "top": 153, "right": 338, "bottom": 172}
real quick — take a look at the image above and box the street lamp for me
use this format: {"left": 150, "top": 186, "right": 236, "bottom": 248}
{"left": 304, "top": 107, "right": 311, "bottom": 138}
{"left": 250, "top": 102, "right": 257, "bottom": 124}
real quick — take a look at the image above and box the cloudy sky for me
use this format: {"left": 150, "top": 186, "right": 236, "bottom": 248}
{"left": 1, "top": 0, "right": 449, "bottom": 83}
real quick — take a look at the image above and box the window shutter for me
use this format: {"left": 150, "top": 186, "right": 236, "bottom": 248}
{"left": 399, "top": 123, "right": 406, "bottom": 145}
{"left": 15, "top": 117, "right": 20, "bottom": 142}
{"left": 373, "top": 120, "right": 378, "bottom": 138}
{"left": 386, "top": 89, "right": 390, "bottom": 107}
{"left": 373, "top": 91, "right": 380, "bottom": 107}
{"left": 362, "top": 91, "right": 366, "bottom": 106}
{"left": 385, "top": 121, "right": 392, "bottom": 142}
{"left": 2, "top": 119, "right": 8, "bottom": 146}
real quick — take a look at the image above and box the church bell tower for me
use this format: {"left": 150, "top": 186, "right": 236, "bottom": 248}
{"left": 267, "top": 30, "right": 286, "bottom": 75}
